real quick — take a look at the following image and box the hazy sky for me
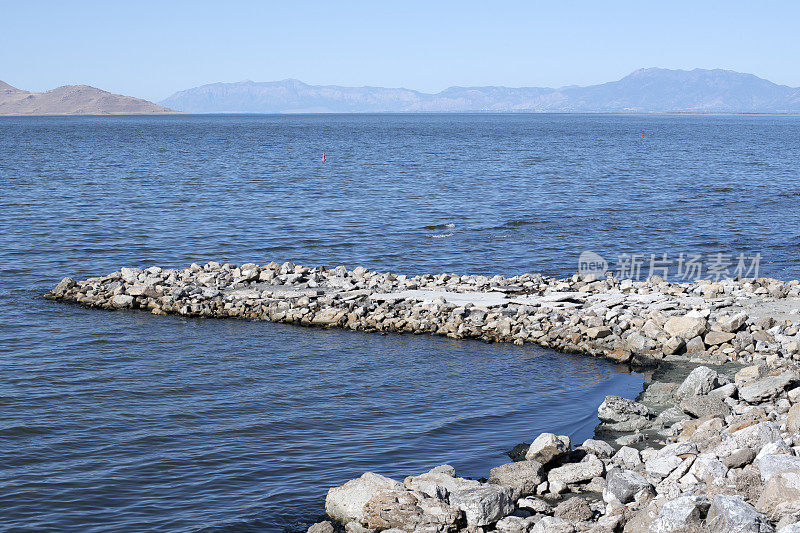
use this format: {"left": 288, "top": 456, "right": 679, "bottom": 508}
{"left": 2, "top": 1, "right": 799, "bottom": 102}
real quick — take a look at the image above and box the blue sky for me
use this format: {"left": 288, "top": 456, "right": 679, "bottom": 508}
{"left": 1, "top": 1, "right": 799, "bottom": 102}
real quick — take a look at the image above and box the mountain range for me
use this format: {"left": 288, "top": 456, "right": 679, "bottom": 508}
{"left": 0, "top": 81, "right": 175, "bottom": 115}
{"left": 160, "top": 68, "right": 800, "bottom": 114}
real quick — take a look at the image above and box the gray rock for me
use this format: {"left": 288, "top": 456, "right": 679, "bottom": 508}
{"left": 724, "top": 448, "right": 757, "bottom": 469}
{"left": 707, "top": 494, "right": 774, "bottom": 533}
{"left": 530, "top": 516, "right": 575, "bottom": 533}
{"left": 580, "top": 438, "right": 614, "bottom": 458}
{"left": 612, "top": 446, "right": 643, "bottom": 469}
{"left": 740, "top": 372, "right": 796, "bottom": 404}
{"left": 597, "top": 395, "right": 650, "bottom": 422}
{"left": 664, "top": 315, "right": 708, "bottom": 340}
{"left": 645, "top": 454, "right": 684, "bottom": 478}
{"left": 663, "top": 336, "right": 685, "bottom": 355}
{"left": 736, "top": 365, "right": 769, "bottom": 384}
{"left": 680, "top": 395, "right": 731, "bottom": 418}
{"left": 488, "top": 460, "right": 544, "bottom": 499}
{"left": 517, "top": 496, "right": 552, "bottom": 515}
{"left": 708, "top": 382, "right": 738, "bottom": 399}
{"left": 759, "top": 469, "right": 800, "bottom": 521}
{"left": 786, "top": 404, "right": 800, "bottom": 433}
{"left": 495, "top": 515, "right": 536, "bottom": 533}
{"left": 653, "top": 406, "right": 691, "bottom": 428}
{"left": 54, "top": 276, "right": 76, "bottom": 293}
{"left": 448, "top": 482, "right": 514, "bottom": 526}
{"left": 777, "top": 523, "right": 800, "bottom": 533}
{"left": 548, "top": 455, "right": 604, "bottom": 485}
{"left": 325, "top": 472, "right": 403, "bottom": 524}
{"left": 602, "top": 469, "right": 652, "bottom": 504}
{"left": 687, "top": 453, "right": 728, "bottom": 485}
{"left": 676, "top": 366, "right": 719, "bottom": 399}
{"left": 705, "top": 330, "right": 737, "bottom": 345}
{"left": 650, "top": 495, "right": 710, "bottom": 533}
{"left": 362, "top": 488, "right": 460, "bottom": 531}
{"left": 553, "top": 496, "right": 593, "bottom": 522}
{"left": 111, "top": 294, "right": 134, "bottom": 308}
{"left": 756, "top": 454, "right": 800, "bottom": 482}
{"left": 525, "top": 433, "right": 570, "bottom": 464}
{"left": 720, "top": 312, "right": 749, "bottom": 333}
{"left": 685, "top": 335, "right": 707, "bottom": 353}
{"left": 307, "top": 521, "right": 335, "bottom": 533}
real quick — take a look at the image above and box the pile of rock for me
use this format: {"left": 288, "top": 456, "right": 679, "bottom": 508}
{"left": 45, "top": 262, "right": 800, "bottom": 367}
{"left": 45, "top": 262, "right": 800, "bottom": 531}
{"left": 312, "top": 360, "right": 800, "bottom": 532}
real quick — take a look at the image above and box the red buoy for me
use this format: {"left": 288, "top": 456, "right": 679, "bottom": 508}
{"left": 322, "top": 153, "right": 326, "bottom": 162}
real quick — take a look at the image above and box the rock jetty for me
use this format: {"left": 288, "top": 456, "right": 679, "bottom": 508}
{"left": 45, "top": 262, "right": 800, "bottom": 532}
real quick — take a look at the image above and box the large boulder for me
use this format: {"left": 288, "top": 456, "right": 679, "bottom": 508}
{"left": 603, "top": 469, "right": 652, "bottom": 504}
{"left": 756, "top": 455, "right": 800, "bottom": 483}
{"left": 553, "top": 496, "right": 593, "bottom": 522}
{"left": 598, "top": 395, "right": 649, "bottom": 422}
{"left": 649, "top": 495, "right": 709, "bottom": 533}
{"left": 739, "top": 372, "right": 796, "bottom": 404}
{"left": 404, "top": 469, "right": 514, "bottom": 527}
{"left": 719, "top": 312, "right": 748, "bottom": 333}
{"left": 403, "top": 468, "right": 458, "bottom": 500}
{"left": 525, "top": 433, "right": 570, "bottom": 464}
{"left": 488, "top": 460, "right": 544, "bottom": 499}
{"left": 447, "top": 483, "right": 514, "bottom": 527}
{"left": 548, "top": 455, "right": 604, "bottom": 485}
{"left": 707, "top": 494, "right": 774, "bottom": 533}
{"left": 676, "top": 366, "right": 719, "bottom": 399}
{"left": 759, "top": 469, "right": 800, "bottom": 520}
{"left": 788, "top": 404, "right": 800, "bottom": 434}
{"left": 664, "top": 315, "right": 708, "bottom": 340}
{"left": 326, "top": 472, "right": 403, "bottom": 523}
{"left": 361, "top": 488, "right": 460, "bottom": 531}
{"left": 680, "top": 395, "right": 731, "bottom": 418}
{"left": 530, "top": 516, "right": 575, "bottom": 533}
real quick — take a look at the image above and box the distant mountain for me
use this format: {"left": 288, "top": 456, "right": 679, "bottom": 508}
{"left": 160, "top": 69, "right": 800, "bottom": 113}
{"left": 0, "top": 81, "right": 176, "bottom": 115}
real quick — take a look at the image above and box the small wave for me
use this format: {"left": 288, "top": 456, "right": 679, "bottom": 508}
{"left": 422, "top": 223, "right": 456, "bottom": 230}
{"left": 426, "top": 233, "right": 453, "bottom": 239}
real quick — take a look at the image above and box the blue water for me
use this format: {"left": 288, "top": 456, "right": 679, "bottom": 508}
{"left": 1, "top": 113, "right": 799, "bottom": 532}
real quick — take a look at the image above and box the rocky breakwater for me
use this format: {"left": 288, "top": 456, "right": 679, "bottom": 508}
{"left": 45, "top": 262, "right": 800, "bottom": 531}
{"left": 45, "top": 261, "right": 800, "bottom": 365}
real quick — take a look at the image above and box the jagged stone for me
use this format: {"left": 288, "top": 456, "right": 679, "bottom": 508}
{"left": 525, "top": 433, "right": 570, "bottom": 464}
{"left": 603, "top": 469, "right": 652, "bottom": 504}
{"left": 488, "top": 460, "right": 544, "bottom": 499}
{"left": 707, "top": 494, "right": 774, "bottom": 533}
{"left": 676, "top": 366, "right": 719, "bottom": 399}
{"left": 326, "top": 472, "right": 404, "bottom": 524}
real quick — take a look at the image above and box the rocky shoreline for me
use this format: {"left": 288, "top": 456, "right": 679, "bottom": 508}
{"left": 45, "top": 262, "right": 800, "bottom": 532}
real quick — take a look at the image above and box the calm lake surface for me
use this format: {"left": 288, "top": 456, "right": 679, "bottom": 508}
{"left": 2, "top": 114, "right": 799, "bottom": 532}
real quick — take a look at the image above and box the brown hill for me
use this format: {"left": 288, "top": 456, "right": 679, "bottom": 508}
{"left": 0, "top": 80, "right": 177, "bottom": 115}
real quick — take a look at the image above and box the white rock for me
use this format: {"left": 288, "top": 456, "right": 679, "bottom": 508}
{"left": 325, "top": 472, "right": 403, "bottom": 524}
{"left": 676, "top": 366, "right": 719, "bottom": 398}
{"left": 530, "top": 516, "right": 575, "bottom": 533}
{"left": 707, "top": 494, "right": 774, "bottom": 533}
{"left": 603, "top": 469, "right": 651, "bottom": 504}
{"left": 448, "top": 483, "right": 514, "bottom": 526}
{"left": 650, "top": 495, "right": 709, "bottom": 533}
{"left": 664, "top": 315, "right": 708, "bottom": 340}
{"left": 548, "top": 455, "right": 604, "bottom": 484}
{"left": 612, "top": 446, "right": 643, "bottom": 469}
{"left": 757, "top": 454, "right": 800, "bottom": 482}
{"left": 525, "top": 433, "right": 570, "bottom": 464}
{"left": 646, "top": 455, "right": 684, "bottom": 479}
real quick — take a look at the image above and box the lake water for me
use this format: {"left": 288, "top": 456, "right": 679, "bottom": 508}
{"left": 2, "top": 114, "right": 799, "bottom": 532}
